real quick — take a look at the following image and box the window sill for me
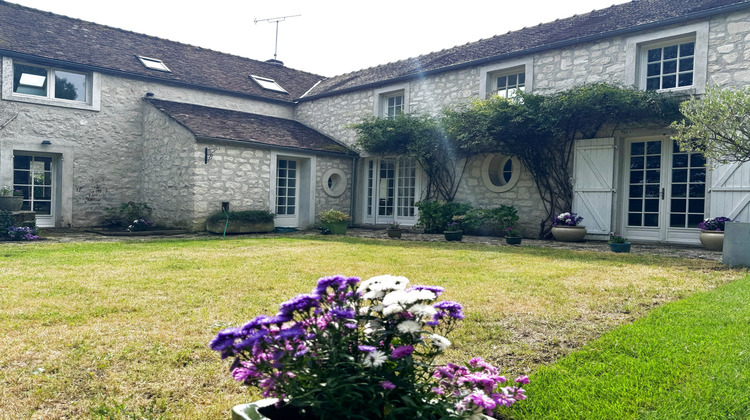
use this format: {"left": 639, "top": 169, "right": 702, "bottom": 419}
{"left": 3, "top": 93, "right": 100, "bottom": 111}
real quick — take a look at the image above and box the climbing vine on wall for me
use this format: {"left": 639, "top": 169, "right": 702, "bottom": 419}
{"left": 353, "top": 83, "right": 683, "bottom": 237}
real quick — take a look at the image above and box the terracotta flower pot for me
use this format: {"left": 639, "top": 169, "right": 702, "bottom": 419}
{"left": 551, "top": 225, "right": 587, "bottom": 242}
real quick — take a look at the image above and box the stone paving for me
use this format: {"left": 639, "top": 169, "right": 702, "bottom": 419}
{"left": 35, "top": 227, "right": 723, "bottom": 262}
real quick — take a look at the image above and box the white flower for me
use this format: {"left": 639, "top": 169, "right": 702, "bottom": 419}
{"left": 412, "top": 289, "right": 436, "bottom": 301}
{"left": 382, "top": 304, "right": 403, "bottom": 317}
{"left": 408, "top": 304, "right": 437, "bottom": 318}
{"left": 362, "top": 290, "right": 385, "bottom": 300}
{"left": 358, "top": 275, "right": 410, "bottom": 294}
{"left": 363, "top": 350, "right": 387, "bottom": 367}
{"left": 364, "top": 319, "right": 382, "bottom": 334}
{"left": 383, "top": 289, "right": 436, "bottom": 307}
{"left": 371, "top": 304, "right": 384, "bottom": 313}
{"left": 397, "top": 320, "right": 421, "bottom": 334}
{"left": 430, "top": 333, "right": 451, "bottom": 351}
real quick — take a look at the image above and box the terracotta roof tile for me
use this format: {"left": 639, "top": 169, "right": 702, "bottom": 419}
{"left": 145, "top": 98, "right": 355, "bottom": 155}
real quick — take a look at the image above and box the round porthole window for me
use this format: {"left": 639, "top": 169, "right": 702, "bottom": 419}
{"left": 482, "top": 154, "right": 520, "bottom": 193}
{"left": 322, "top": 169, "right": 347, "bottom": 197}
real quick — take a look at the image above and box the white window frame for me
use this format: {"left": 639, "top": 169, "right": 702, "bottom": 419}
{"left": 2, "top": 57, "right": 101, "bottom": 111}
{"left": 479, "top": 57, "right": 533, "bottom": 100}
{"left": 625, "top": 22, "right": 708, "bottom": 94}
{"left": 373, "top": 83, "right": 409, "bottom": 118}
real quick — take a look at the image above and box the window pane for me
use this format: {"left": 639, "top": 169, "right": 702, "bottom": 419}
{"left": 647, "top": 48, "right": 661, "bottom": 62}
{"left": 646, "top": 141, "right": 661, "bottom": 155}
{"left": 647, "top": 63, "right": 661, "bottom": 77}
{"left": 678, "top": 72, "right": 693, "bottom": 87}
{"left": 670, "top": 214, "right": 685, "bottom": 228}
{"left": 54, "top": 70, "right": 87, "bottom": 102}
{"left": 690, "top": 168, "right": 705, "bottom": 183}
{"left": 644, "top": 213, "right": 659, "bottom": 226}
{"left": 689, "top": 184, "right": 705, "bottom": 198}
{"left": 679, "top": 57, "right": 694, "bottom": 72}
{"left": 662, "top": 60, "right": 677, "bottom": 75}
{"left": 629, "top": 199, "right": 642, "bottom": 212}
{"left": 630, "top": 170, "right": 644, "bottom": 184}
{"left": 646, "top": 78, "right": 660, "bottom": 91}
{"left": 690, "top": 153, "right": 706, "bottom": 167}
{"left": 646, "top": 170, "right": 660, "bottom": 183}
{"left": 671, "top": 199, "right": 686, "bottom": 213}
{"left": 673, "top": 153, "right": 688, "bottom": 167}
{"left": 663, "top": 45, "right": 678, "bottom": 59}
{"left": 687, "top": 214, "right": 704, "bottom": 227}
{"left": 508, "top": 74, "right": 517, "bottom": 86}
{"left": 629, "top": 185, "right": 643, "bottom": 198}
{"left": 628, "top": 213, "right": 642, "bottom": 226}
{"left": 630, "top": 156, "right": 644, "bottom": 170}
{"left": 645, "top": 185, "right": 660, "bottom": 198}
{"left": 631, "top": 142, "right": 645, "bottom": 155}
{"left": 662, "top": 75, "right": 676, "bottom": 89}
{"left": 672, "top": 169, "right": 687, "bottom": 182}
{"left": 688, "top": 199, "right": 704, "bottom": 213}
{"left": 646, "top": 155, "right": 661, "bottom": 169}
{"left": 680, "top": 42, "right": 695, "bottom": 56}
{"left": 496, "top": 76, "right": 506, "bottom": 89}
{"left": 672, "top": 184, "right": 686, "bottom": 197}
{"left": 13, "top": 64, "right": 47, "bottom": 96}
{"left": 518, "top": 73, "right": 525, "bottom": 84}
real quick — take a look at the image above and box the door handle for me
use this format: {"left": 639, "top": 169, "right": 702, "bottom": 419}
{"left": 661, "top": 187, "right": 665, "bottom": 200}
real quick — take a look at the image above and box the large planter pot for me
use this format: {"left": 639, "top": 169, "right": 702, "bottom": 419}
{"left": 551, "top": 225, "right": 587, "bottom": 242}
{"left": 322, "top": 221, "right": 347, "bottom": 235}
{"left": 386, "top": 228, "right": 402, "bottom": 238}
{"left": 444, "top": 230, "right": 463, "bottom": 242}
{"left": 505, "top": 237, "right": 522, "bottom": 245}
{"left": 699, "top": 230, "right": 724, "bottom": 251}
{"left": 0, "top": 196, "right": 23, "bottom": 212}
{"left": 609, "top": 242, "right": 631, "bottom": 253}
{"left": 723, "top": 222, "right": 750, "bottom": 267}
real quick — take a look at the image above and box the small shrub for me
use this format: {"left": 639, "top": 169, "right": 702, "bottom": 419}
{"left": 320, "top": 209, "right": 351, "bottom": 224}
{"left": 102, "top": 202, "right": 152, "bottom": 228}
{"left": 415, "top": 201, "right": 472, "bottom": 233}
{"left": 7, "top": 226, "right": 40, "bottom": 241}
{"left": 465, "top": 206, "right": 519, "bottom": 236}
{"left": 0, "top": 210, "right": 15, "bottom": 237}
{"left": 206, "top": 210, "right": 275, "bottom": 224}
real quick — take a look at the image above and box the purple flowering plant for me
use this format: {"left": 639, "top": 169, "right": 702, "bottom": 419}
{"left": 552, "top": 212, "right": 584, "bottom": 227}
{"left": 7, "top": 226, "right": 40, "bottom": 241}
{"left": 211, "top": 275, "right": 528, "bottom": 419}
{"left": 698, "top": 216, "right": 731, "bottom": 231}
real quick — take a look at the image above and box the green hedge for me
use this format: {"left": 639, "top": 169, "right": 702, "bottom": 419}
{"left": 415, "top": 201, "right": 518, "bottom": 235}
{"left": 206, "top": 210, "right": 275, "bottom": 224}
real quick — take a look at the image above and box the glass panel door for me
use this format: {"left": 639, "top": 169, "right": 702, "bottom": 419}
{"left": 13, "top": 154, "right": 54, "bottom": 226}
{"left": 625, "top": 139, "right": 706, "bottom": 241}
{"left": 372, "top": 158, "right": 418, "bottom": 225}
{"left": 377, "top": 160, "right": 395, "bottom": 220}
{"left": 275, "top": 158, "right": 298, "bottom": 227}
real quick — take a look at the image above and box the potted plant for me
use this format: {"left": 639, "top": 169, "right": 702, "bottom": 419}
{"left": 0, "top": 186, "right": 23, "bottom": 212}
{"left": 320, "top": 209, "right": 351, "bottom": 235}
{"left": 212, "top": 274, "right": 529, "bottom": 420}
{"left": 550, "top": 212, "right": 586, "bottom": 242}
{"left": 385, "top": 221, "right": 402, "bottom": 238}
{"left": 697, "top": 216, "right": 731, "bottom": 251}
{"left": 608, "top": 233, "right": 631, "bottom": 253}
{"left": 503, "top": 227, "right": 523, "bottom": 245}
{"left": 444, "top": 216, "right": 464, "bottom": 242}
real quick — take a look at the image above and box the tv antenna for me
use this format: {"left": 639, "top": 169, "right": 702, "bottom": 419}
{"left": 254, "top": 14, "right": 301, "bottom": 61}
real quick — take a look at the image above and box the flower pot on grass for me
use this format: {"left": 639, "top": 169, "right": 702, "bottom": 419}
{"left": 609, "top": 242, "right": 631, "bottom": 253}
{"left": 699, "top": 230, "right": 724, "bottom": 251}
{"left": 505, "top": 236, "right": 522, "bottom": 245}
{"left": 323, "top": 221, "right": 347, "bottom": 235}
{"left": 551, "top": 226, "right": 587, "bottom": 242}
{"left": 444, "top": 230, "right": 463, "bottom": 241}
{"left": 320, "top": 209, "right": 351, "bottom": 235}
{"left": 386, "top": 227, "right": 402, "bottom": 238}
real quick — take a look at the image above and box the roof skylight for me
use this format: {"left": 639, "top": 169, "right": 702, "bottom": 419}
{"left": 250, "top": 75, "right": 288, "bottom": 94}
{"left": 137, "top": 55, "right": 171, "bottom": 72}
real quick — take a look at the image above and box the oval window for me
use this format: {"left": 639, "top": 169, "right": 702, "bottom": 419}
{"left": 482, "top": 154, "right": 520, "bottom": 193}
{"left": 322, "top": 169, "right": 347, "bottom": 197}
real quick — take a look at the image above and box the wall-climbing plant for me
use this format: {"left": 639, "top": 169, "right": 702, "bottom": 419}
{"left": 353, "top": 83, "right": 682, "bottom": 238}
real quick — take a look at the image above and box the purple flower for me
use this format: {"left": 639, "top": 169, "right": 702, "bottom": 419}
{"left": 358, "top": 345, "right": 376, "bottom": 353}
{"left": 313, "top": 275, "right": 360, "bottom": 296}
{"left": 380, "top": 381, "right": 396, "bottom": 390}
{"left": 433, "top": 301, "right": 464, "bottom": 320}
{"left": 391, "top": 345, "right": 414, "bottom": 359}
{"left": 279, "top": 294, "right": 320, "bottom": 315}
{"left": 407, "top": 285, "right": 444, "bottom": 296}
{"left": 209, "top": 327, "right": 239, "bottom": 358}
{"left": 330, "top": 306, "right": 355, "bottom": 319}
{"left": 278, "top": 325, "right": 305, "bottom": 340}
{"left": 515, "top": 375, "right": 530, "bottom": 385}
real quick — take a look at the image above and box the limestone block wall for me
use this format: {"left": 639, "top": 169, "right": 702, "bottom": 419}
{"left": 314, "top": 155, "right": 354, "bottom": 221}
{"left": 0, "top": 63, "right": 295, "bottom": 227}
{"left": 141, "top": 103, "right": 196, "bottom": 228}
{"left": 707, "top": 10, "right": 750, "bottom": 87}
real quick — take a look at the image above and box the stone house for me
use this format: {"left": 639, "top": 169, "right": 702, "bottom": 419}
{"left": 1, "top": 0, "right": 750, "bottom": 244}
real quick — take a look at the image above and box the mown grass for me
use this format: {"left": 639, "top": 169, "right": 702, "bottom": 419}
{"left": 503, "top": 273, "right": 750, "bottom": 420}
{"left": 0, "top": 235, "right": 744, "bottom": 419}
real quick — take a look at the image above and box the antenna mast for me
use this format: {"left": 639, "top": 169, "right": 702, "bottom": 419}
{"left": 254, "top": 14, "right": 301, "bottom": 61}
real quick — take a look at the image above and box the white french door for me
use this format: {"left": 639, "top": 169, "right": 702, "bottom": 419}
{"left": 624, "top": 138, "right": 706, "bottom": 242}
{"left": 13, "top": 153, "right": 56, "bottom": 227}
{"left": 364, "top": 158, "right": 419, "bottom": 225}
{"left": 275, "top": 158, "right": 299, "bottom": 227}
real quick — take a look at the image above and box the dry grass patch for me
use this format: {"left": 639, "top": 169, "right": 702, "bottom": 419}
{"left": 0, "top": 236, "right": 742, "bottom": 419}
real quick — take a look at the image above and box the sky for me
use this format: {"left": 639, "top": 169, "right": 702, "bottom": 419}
{"left": 8, "top": 0, "right": 631, "bottom": 77}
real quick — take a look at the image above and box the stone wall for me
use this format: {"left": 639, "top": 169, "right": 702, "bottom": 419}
{"left": 294, "top": 10, "right": 750, "bottom": 233}
{"left": 0, "top": 63, "right": 295, "bottom": 227}
{"left": 314, "top": 155, "right": 354, "bottom": 222}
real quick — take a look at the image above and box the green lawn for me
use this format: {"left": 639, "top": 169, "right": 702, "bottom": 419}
{"left": 0, "top": 235, "right": 744, "bottom": 419}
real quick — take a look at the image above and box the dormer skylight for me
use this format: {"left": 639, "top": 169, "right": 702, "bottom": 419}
{"left": 137, "top": 55, "right": 171, "bottom": 72}
{"left": 250, "top": 75, "right": 288, "bottom": 94}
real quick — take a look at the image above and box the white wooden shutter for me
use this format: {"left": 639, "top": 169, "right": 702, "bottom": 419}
{"left": 572, "top": 138, "right": 615, "bottom": 235}
{"left": 709, "top": 161, "right": 750, "bottom": 222}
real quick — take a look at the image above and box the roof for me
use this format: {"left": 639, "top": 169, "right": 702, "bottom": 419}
{"left": 302, "top": 0, "right": 750, "bottom": 99}
{"left": 0, "top": 1, "right": 323, "bottom": 103}
{"left": 145, "top": 98, "right": 355, "bottom": 155}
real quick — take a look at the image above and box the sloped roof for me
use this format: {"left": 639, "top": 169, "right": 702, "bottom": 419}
{"left": 0, "top": 1, "right": 323, "bottom": 103}
{"left": 302, "top": 0, "right": 750, "bottom": 99}
{"left": 145, "top": 98, "right": 355, "bottom": 155}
